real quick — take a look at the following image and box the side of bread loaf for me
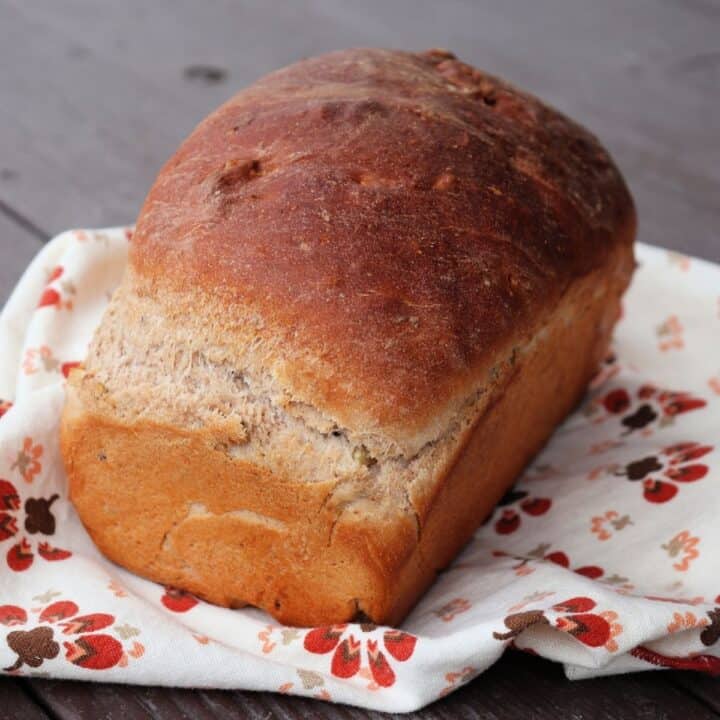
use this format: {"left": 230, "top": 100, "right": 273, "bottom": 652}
{"left": 61, "top": 48, "right": 635, "bottom": 626}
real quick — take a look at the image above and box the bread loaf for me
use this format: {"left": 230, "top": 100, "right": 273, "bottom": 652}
{"left": 61, "top": 48, "right": 635, "bottom": 626}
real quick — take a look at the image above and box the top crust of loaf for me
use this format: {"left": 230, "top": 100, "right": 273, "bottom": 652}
{"left": 129, "top": 48, "right": 635, "bottom": 453}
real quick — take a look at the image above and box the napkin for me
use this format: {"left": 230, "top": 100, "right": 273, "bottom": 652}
{"left": 0, "top": 228, "right": 718, "bottom": 713}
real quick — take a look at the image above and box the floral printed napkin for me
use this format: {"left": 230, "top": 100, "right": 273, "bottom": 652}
{"left": 0, "top": 228, "right": 718, "bottom": 713}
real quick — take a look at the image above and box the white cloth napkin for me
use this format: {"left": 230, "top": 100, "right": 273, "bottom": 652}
{"left": 0, "top": 228, "right": 718, "bottom": 712}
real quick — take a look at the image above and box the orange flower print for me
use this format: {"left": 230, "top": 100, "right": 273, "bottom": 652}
{"left": 590, "top": 510, "right": 633, "bottom": 541}
{"left": 589, "top": 440, "right": 625, "bottom": 456}
{"left": 23, "top": 346, "right": 59, "bottom": 375}
{"left": 22, "top": 348, "right": 79, "bottom": 379}
{"left": 662, "top": 531, "right": 700, "bottom": 571}
{"left": 632, "top": 602, "right": 720, "bottom": 676}
{"left": 433, "top": 598, "right": 471, "bottom": 622}
{"left": 642, "top": 593, "right": 705, "bottom": 606}
{"left": 507, "top": 591, "right": 556, "bottom": 613}
{"left": 491, "top": 549, "right": 540, "bottom": 577}
{"left": 303, "top": 624, "right": 416, "bottom": 688}
{"left": 438, "top": 666, "right": 476, "bottom": 697}
{"left": 11, "top": 438, "right": 43, "bottom": 483}
{"left": 667, "top": 611, "right": 708, "bottom": 634}
{"left": 657, "top": 315, "right": 684, "bottom": 351}
{"left": 258, "top": 625, "right": 276, "bottom": 654}
{"left": 709, "top": 376, "right": 720, "bottom": 395}
{"left": 107, "top": 581, "right": 128, "bottom": 598}
{"left": 667, "top": 251, "right": 691, "bottom": 272}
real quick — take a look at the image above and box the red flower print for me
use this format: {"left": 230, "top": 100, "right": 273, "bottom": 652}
{"left": 595, "top": 385, "right": 706, "bottom": 435}
{"left": 331, "top": 634, "right": 361, "bottom": 679}
{"left": 616, "top": 442, "right": 713, "bottom": 503}
{"left": 1, "top": 600, "right": 140, "bottom": 672}
{"left": 304, "top": 625, "right": 417, "bottom": 688}
{"left": 491, "top": 488, "right": 552, "bottom": 535}
{"left": 37, "top": 287, "right": 62, "bottom": 310}
{"left": 552, "top": 597, "right": 612, "bottom": 648}
{"left": 37, "top": 266, "right": 75, "bottom": 311}
{"left": 0, "top": 606, "right": 27, "bottom": 626}
{"left": 602, "top": 388, "right": 631, "bottom": 414}
{"left": 494, "top": 596, "right": 622, "bottom": 651}
{"left": 7, "top": 539, "right": 34, "bottom": 572}
{"left": 545, "top": 551, "right": 604, "bottom": 580}
{"left": 493, "top": 545, "right": 632, "bottom": 588}
{"left": 0, "top": 479, "right": 71, "bottom": 571}
{"left": 60, "top": 361, "right": 82, "bottom": 379}
{"left": 0, "top": 400, "right": 12, "bottom": 419}
{"left": 161, "top": 587, "right": 199, "bottom": 613}
{"left": 47, "top": 266, "right": 64, "bottom": 284}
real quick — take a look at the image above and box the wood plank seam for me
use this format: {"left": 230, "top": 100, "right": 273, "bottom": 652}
{"left": 0, "top": 198, "right": 49, "bottom": 243}
{"left": 18, "top": 679, "right": 60, "bottom": 720}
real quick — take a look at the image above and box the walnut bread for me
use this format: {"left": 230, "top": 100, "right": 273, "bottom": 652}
{"left": 60, "top": 48, "right": 636, "bottom": 627}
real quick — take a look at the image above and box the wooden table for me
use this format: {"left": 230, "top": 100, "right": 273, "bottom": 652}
{"left": 1, "top": 1, "right": 718, "bottom": 717}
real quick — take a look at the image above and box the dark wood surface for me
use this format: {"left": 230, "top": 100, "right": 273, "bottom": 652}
{"left": 1, "top": 1, "right": 718, "bottom": 717}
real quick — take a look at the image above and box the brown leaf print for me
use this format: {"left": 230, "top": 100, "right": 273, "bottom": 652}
{"left": 24, "top": 495, "right": 59, "bottom": 535}
{"left": 4, "top": 626, "right": 59, "bottom": 671}
{"left": 701, "top": 609, "right": 720, "bottom": 647}
{"left": 493, "top": 610, "right": 549, "bottom": 641}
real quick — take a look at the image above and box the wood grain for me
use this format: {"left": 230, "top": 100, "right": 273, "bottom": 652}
{"left": 0, "top": 210, "right": 44, "bottom": 306}
{"left": 1, "top": 0, "right": 718, "bottom": 260}
{"left": 9, "top": 653, "right": 720, "bottom": 720}
{"left": 0, "top": 0, "right": 718, "bottom": 717}
{"left": 0, "top": 679, "right": 51, "bottom": 720}
{"left": 674, "top": 673, "right": 720, "bottom": 715}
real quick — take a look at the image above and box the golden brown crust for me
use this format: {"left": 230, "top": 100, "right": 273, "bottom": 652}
{"left": 131, "top": 48, "right": 635, "bottom": 447}
{"left": 62, "top": 248, "right": 631, "bottom": 626}
{"left": 61, "top": 48, "right": 636, "bottom": 626}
